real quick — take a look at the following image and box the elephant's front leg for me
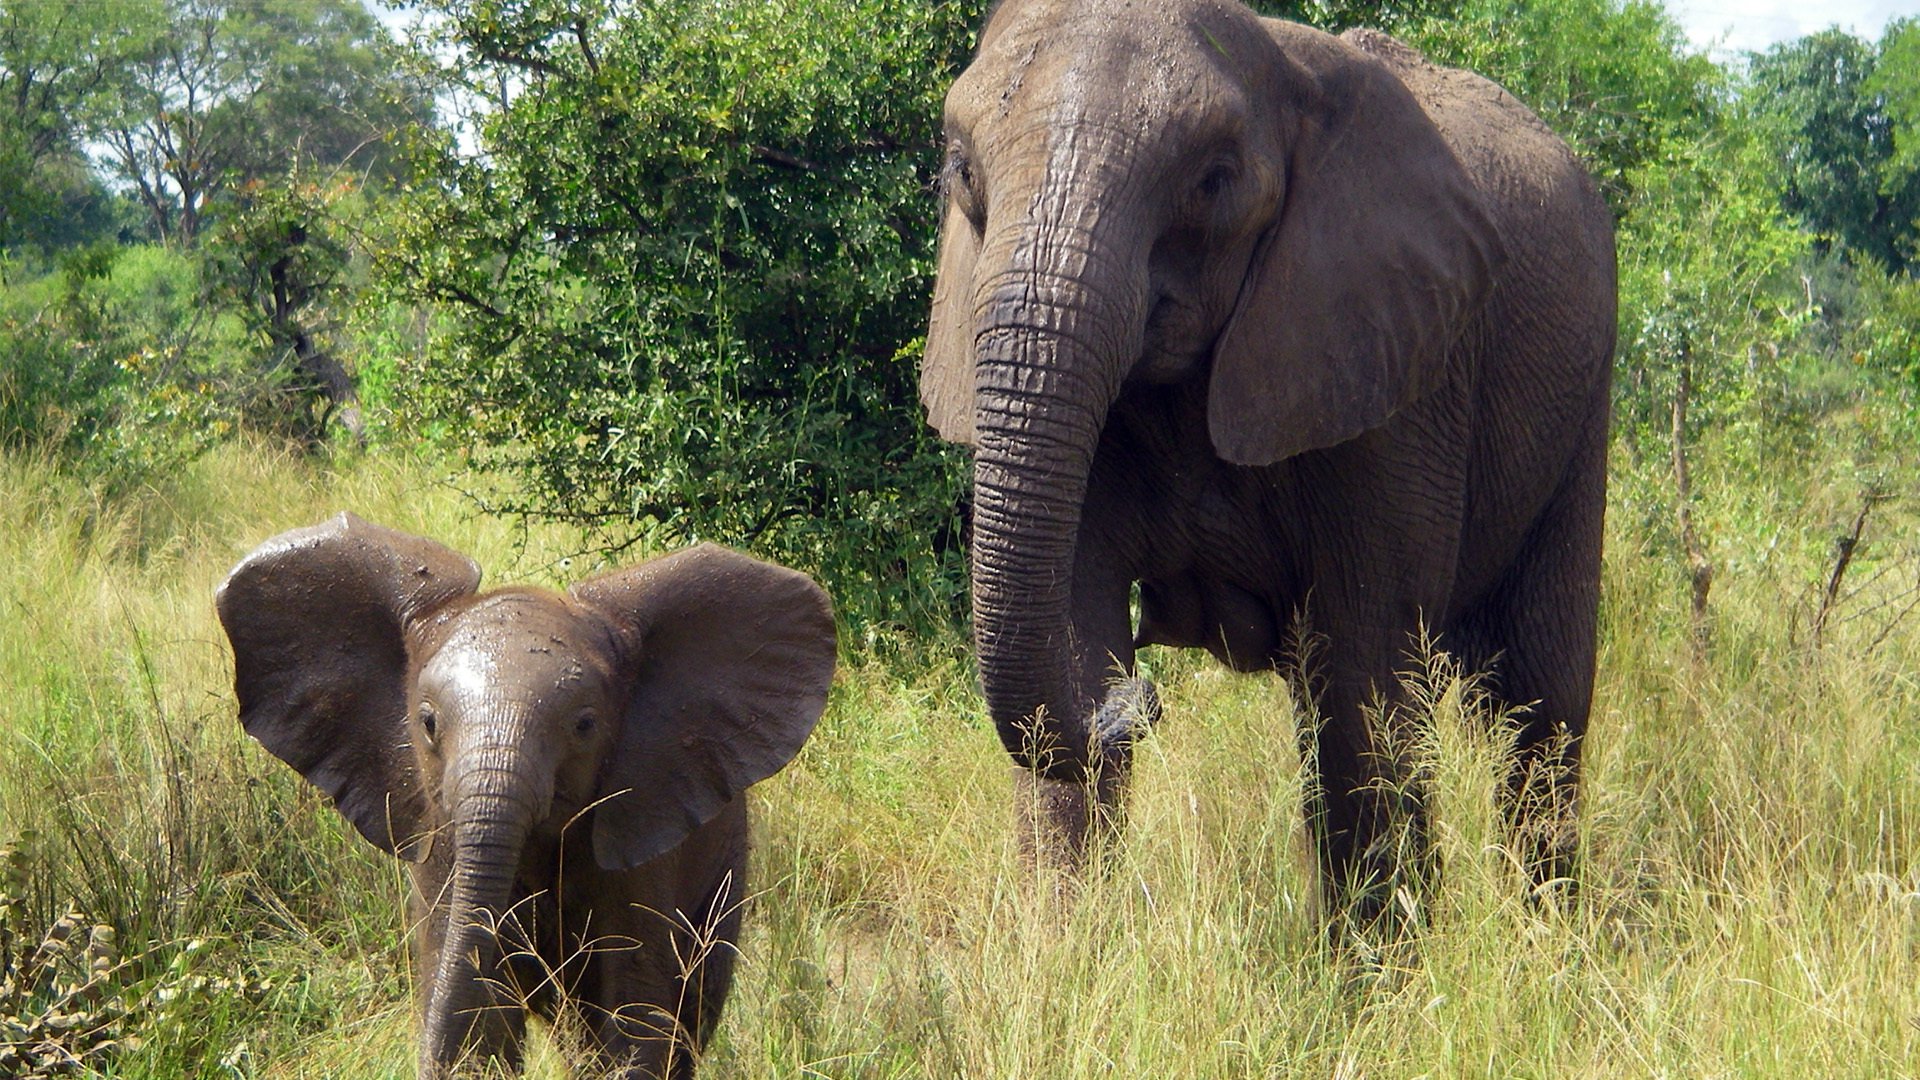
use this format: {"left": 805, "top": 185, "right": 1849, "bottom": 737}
{"left": 1288, "top": 433, "right": 1465, "bottom": 928}
{"left": 1302, "top": 656, "right": 1440, "bottom": 930}
{"left": 582, "top": 842, "right": 746, "bottom": 1080}
{"left": 1017, "top": 549, "right": 1158, "bottom": 874}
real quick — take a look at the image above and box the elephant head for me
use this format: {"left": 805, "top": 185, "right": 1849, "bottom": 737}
{"left": 923, "top": 0, "right": 1501, "bottom": 780}
{"left": 215, "top": 513, "right": 835, "bottom": 1075}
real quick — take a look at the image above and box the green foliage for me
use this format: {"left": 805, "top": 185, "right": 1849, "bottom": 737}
{"left": 213, "top": 0, "right": 431, "bottom": 185}
{"left": 1745, "top": 26, "right": 1920, "bottom": 272}
{"left": 383, "top": 0, "right": 982, "bottom": 634}
{"left": 0, "top": 248, "right": 127, "bottom": 454}
{"left": 1871, "top": 19, "right": 1920, "bottom": 191}
{"left": 1836, "top": 263, "right": 1920, "bottom": 384}
{"left": 201, "top": 175, "right": 360, "bottom": 445}
{"left": 95, "top": 0, "right": 424, "bottom": 245}
{"left": 0, "top": 0, "right": 149, "bottom": 250}
{"left": 0, "top": 244, "right": 261, "bottom": 494}
{"left": 1612, "top": 129, "right": 1813, "bottom": 449}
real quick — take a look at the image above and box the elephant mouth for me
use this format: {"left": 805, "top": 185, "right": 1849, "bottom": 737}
{"left": 1132, "top": 296, "right": 1213, "bottom": 384}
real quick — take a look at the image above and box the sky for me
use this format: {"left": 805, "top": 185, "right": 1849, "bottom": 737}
{"left": 1665, "top": 0, "right": 1920, "bottom": 56}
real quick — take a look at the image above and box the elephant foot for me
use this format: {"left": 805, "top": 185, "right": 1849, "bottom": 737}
{"left": 1011, "top": 677, "right": 1159, "bottom": 880}
{"left": 1014, "top": 765, "right": 1126, "bottom": 880}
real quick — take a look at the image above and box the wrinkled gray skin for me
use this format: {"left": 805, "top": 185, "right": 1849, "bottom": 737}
{"left": 924, "top": 0, "right": 1614, "bottom": 913}
{"left": 216, "top": 514, "right": 836, "bottom": 1078}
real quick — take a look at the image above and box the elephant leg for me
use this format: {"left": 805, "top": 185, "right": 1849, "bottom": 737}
{"left": 1300, "top": 655, "right": 1436, "bottom": 930}
{"left": 666, "top": 876, "right": 743, "bottom": 1076}
{"left": 1287, "top": 440, "right": 1463, "bottom": 927}
{"left": 589, "top": 869, "right": 745, "bottom": 1079}
{"left": 581, "top": 955, "right": 690, "bottom": 1079}
{"left": 1017, "top": 546, "right": 1151, "bottom": 875}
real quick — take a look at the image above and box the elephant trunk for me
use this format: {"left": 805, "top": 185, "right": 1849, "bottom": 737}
{"left": 969, "top": 254, "right": 1143, "bottom": 782}
{"left": 421, "top": 743, "right": 551, "bottom": 1076}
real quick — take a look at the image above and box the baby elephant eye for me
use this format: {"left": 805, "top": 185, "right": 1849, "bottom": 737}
{"left": 574, "top": 711, "right": 597, "bottom": 736}
{"left": 418, "top": 704, "right": 438, "bottom": 743}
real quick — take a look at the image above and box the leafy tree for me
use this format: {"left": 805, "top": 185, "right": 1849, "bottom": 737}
{"left": 96, "top": 0, "right": 425, "bottom": 245}
{"left": 383, "top": 0, "right": 983, "bottom": 632}
{"left": 1250, "top": 0, "right": 1720, "bottom": 210}
{"left": 1867, "top": 19, "right": 1920, "bottom": 221}
{"left": 1745, "top": 27, "right": 1920, "bottom": 272}
{"left": 201, "top": 175, "right": 361, "bottom": 445}
{"left": 0, "top": 0, "right": 152, "bottom": 248}
{"left": 216, "top": 0, "right": 430, "bottom": 183}
{"left": 1414, "top": 0, "right": 1720, "bottom": 209}
{"left": 1252, "top": 0, "right": 1472, "bottom": 34}
{"left": 1613, "top": 130, "right": 1811, "bottom": 447}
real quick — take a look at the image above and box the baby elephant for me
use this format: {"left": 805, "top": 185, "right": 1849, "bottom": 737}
{"left": 216, "top": 513, "right": 836, "bottom": 1079}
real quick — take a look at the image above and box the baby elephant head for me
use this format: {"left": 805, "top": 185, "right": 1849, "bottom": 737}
{"left": 215, "top": 513, "right": 835, "bottom": 1075}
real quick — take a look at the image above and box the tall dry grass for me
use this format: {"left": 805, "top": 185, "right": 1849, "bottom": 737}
{"left": 1, "top": 432, "right": 1915, "bottom": 1077}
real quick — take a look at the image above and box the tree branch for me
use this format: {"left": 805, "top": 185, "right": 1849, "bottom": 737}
{"left": 751, "top": 144, "right": 824, "bottom": 172}
{"left": 476, "top": 44, "right": 565, "bottom": 80}
{"left": 573, "top": 21, "right": 599, "bottom": 75}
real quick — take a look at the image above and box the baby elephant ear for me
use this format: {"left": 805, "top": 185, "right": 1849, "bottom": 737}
{"left": 572, "top": 544, "right": 837, "bottom": 871}
{"left": 215, "top": 512, "right": 481, "bottom": 861}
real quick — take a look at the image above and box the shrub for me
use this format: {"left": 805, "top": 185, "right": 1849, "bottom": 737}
{"left": 380, "top": 0, "right": 985, "bottom": 636}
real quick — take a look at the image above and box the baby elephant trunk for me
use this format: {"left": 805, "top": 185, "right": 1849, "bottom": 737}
{"left": 421, "top": 767, "right": 548, "bottom": 1077}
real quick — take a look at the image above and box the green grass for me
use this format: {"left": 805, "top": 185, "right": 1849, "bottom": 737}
{"left": 1, "top": 432, "right": 1917, "bottom": 1077}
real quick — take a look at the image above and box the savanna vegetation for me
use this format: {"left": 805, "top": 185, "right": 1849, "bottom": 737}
{"left": 1, "top": 0, "right": 1917, "bottom": 1075}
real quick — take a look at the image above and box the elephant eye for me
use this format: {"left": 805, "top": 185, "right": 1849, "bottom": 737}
{"left": 418, "top": 704, "right": 438, "bottom": 744}
{"left": 941, "top": 144, "right": 970, "bottom": 192}
{"left": 574, "top": 710, "right": 597, "bottom": 736}
{"left": 943, "top": 142, "right": 985, "bottom": 229}
{"left": 1192, "top": 160, "right": 1238, "bottom": 208}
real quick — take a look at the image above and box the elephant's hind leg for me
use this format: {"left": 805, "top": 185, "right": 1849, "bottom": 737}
{"left": 1455, "top": 417, "right": 1606, "bottom": 894}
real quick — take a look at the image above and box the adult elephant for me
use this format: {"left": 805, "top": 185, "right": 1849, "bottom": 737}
{"left": 922, "top": 0, "right": 1614, "bottom": 912}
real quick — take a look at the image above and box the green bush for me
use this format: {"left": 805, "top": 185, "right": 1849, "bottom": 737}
{"left": 201, "top": 177, "right": 363, "bottom": 446}
{"left": 381, "top": 0, "right": 984, "bottom": 635}
{"left": 0, "top": 244, "right": 256, "bottom": 496}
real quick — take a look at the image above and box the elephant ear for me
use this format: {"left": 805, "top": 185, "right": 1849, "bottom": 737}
{"left": 1207, "top": 28, "right": 1504, "bottom": 465}
{"left": 214, "top": 512, "right": 480, "bottom": 861}
{"left": 921, "top": 198, "right": 981, "bottom": 444}
{"left": 572, "top": 543, "right": 836, "bottom": 870}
